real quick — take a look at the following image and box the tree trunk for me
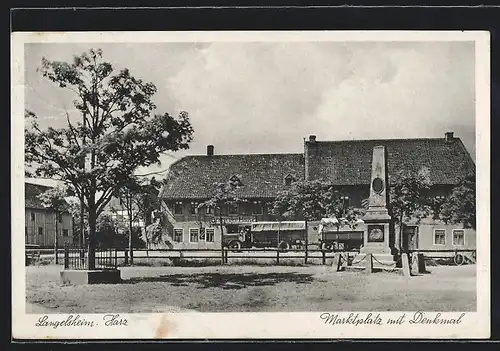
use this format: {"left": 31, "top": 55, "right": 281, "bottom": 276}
{"left": 80, "top": 195, "right": 85, "bottom": 248}
{"left": 144, "top": 202, "right": 152, "bottom": 256}
{"left": 399, "top": 212, "right": 404, "bottom": 254}
{"left": 277, "top": 216, "right": 281, "bottom": 248}
{"left": 304, "top": 219, "right": 309, "bottom": 264}
{"left": 219, "top": 208, "right": 224, "bottom": 265}
{"left": 143, "top": 224, "right": 149, "bottom": 256}
{"left": 54, "top": 211, "right": 59, "bottom": 264}
{"left": 128, "top": 217, "right": 134, "bottom": 265}
{"left": 87, "top": 209, "right": 97, "bottom": 270}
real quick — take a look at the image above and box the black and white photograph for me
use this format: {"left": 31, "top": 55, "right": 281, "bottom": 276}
{"left": 11, "top": 31, "right": 490, "bottom": 339}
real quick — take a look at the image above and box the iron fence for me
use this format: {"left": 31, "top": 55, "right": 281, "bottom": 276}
{"left": 63, "top": 245, "right": 118, "bottom": 270}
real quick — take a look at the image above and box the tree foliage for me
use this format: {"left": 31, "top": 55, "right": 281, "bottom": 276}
{"left": 389, "top": 167, "right": 433, "bottom": 226}
{"left": 198, "top": 177, "right": 246, "bottom": 216}
{"left": 440, "top": 175, "right": 476, "bottom": 229}
{"left": 272, "top": 180, "right": 363, "bottom": 226}
{"left": 24, "top": 49, "right": 193, "bottom": 265}
{"left": 36, "top": 185, "right": 72, "bottom": 213}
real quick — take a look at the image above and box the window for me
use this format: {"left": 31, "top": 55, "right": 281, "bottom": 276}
{"left": 174, "top": 202, "right": 183, "bottom": 215}
{"left": 190, "top": 202, "right": 199, "bottom": 215}
{"left": 205, "top": 206, "right": 213, "bottom": 215}
{"left": 173, "top": 228, "right": 183, "bottom": 243}
{"left": 62, "top": 229, "right": 69, "bottom": 237}
{"left": 206, "top": 228, "right": 215, "bottom": 242}
{"left": 229, "top": 203, "right": 239, "bottom": 215}
{"left": 434, "top": 229, "right": 446, "bottom": 245}
{"left": 38, "top": 227, "right": 43, "bottom": 236}
{"left": 189, "top": 228, "right": 199, "bottom": 242}
{"left": 252, "top": 201, "right": 263, "bottom": 215}
{"left": 284, "top": 174, "right": 295, "bottom": 186}
{"left": 30, "top": 212, "right": 35, "bottom": 221}
{"left": 199, "top": 228, "right": 206, "bottom": 241}
{"left": 453, "top": 229, "right": 465, "bottom": 246}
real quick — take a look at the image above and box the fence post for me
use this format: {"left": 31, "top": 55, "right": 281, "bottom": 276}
{"left": 224, "top": 250, "right": 228, "bottom": 264}
{"left": 365, "top": 253, "right": 373, "bottom": 273}
{"left": 64, "top": 247, "right": 69, "bottom": 269}
{"left": 322, "top": 250, "right": 326, "bottom": 265}
{"left": 124, "top": 249, "right": 129, "bottom": 265}
{"left": 115, "top": 248, "right": 118, "bottom": 269}
{"left": 276, "top": 249, "right": 280, "bottom": 265}
{"left": 80, "top": 249, "right": 85, "bottom": 266}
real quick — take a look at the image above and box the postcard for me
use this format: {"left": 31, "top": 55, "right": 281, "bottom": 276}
{"left": 11, "top": 30, "right": 490, "bottom": 339}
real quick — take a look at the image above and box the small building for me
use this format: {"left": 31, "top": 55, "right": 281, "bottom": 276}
{"left": 159, "top": 132, "right": 476, "bottom": 252}
{"left": 25, "top": 182, "right": 74, "bottom": 248}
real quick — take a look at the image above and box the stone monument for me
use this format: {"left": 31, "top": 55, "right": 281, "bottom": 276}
{"left": 358, "top": 146, "right": 396, "bottom": 268}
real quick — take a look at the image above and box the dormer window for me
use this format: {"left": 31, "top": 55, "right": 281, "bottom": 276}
{"left": 284, "top": 174, "right": 295, "bottom": 186}
{"left": 229, "top": 175, "right": 243, "bottom": 186}
{"left": 174, "top": 202, "right": 183, "bottom": 215}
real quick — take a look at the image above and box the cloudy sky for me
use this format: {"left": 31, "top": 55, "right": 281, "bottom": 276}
{"left": 24, "top": 41, "right": 475, "bottom": 184}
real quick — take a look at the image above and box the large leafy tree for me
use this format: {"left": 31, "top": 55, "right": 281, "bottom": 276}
{"left": 389, "top": 167, "right": 433, "bottom": 251}
{"left": 198, "top": 177, "right": 245, "bottom": 263}
{"left": 272, "top": 180, "right": 362, "bottom": 224}
{"left": 25, "top": 49, "right": 194, "bottom": 269}
{"left": 440, "top": 175, "right": 476, "bottom": 230}
{"left": 111, "top": 176, "right": 161, "bottom": 264}
{"left": 272, "top": 180, "right": 363, "bottom": 255}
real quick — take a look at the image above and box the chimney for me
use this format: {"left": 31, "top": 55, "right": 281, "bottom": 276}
{"left": 309, "top": 135, "right": 317, "bottom": 143}
{"left": 207, "top": 145, "right": 214, "bottom": 156}
{"left": 445, "top": 132, "right": 454, "bottom": 142}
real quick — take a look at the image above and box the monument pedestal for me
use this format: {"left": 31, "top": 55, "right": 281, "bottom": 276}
{"left": 60, "top": 269, "right": 121, "bottom": 285}
{"left": 351, "top": 146, "right": 397, "bottom": 271}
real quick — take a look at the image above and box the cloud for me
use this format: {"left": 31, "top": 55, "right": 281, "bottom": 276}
{"left": 24, "top": 41, "right": 476, "bottom": 178}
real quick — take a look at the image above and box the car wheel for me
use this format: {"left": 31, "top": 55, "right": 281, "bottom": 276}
{"left": 278, "top": 241, "right": 290, "bottom": 252}
{"left": 454, "top": 254, "right": 465, "bottom": 266}
{"left": 229, "top": 240, "right": 242, "bottom": 252}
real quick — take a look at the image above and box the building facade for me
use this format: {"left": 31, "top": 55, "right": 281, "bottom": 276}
{"left": 25, "top": 182, "right": 74, "bottom": 248}
{"left": 159, "top": 132, "right": 476, "bottom": 252}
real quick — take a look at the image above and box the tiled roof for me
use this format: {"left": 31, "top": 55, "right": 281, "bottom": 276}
{"left": 160, "top": 153, "right": 305, "bottom": 200}
{"left": 160, "top": 136, "right": 475, "bottom": 200}
{"left": 306, "top": 137, "right": 475, "bottom": 185}
{"left": 25, "top": 182, "right": 53, "bottom": 209}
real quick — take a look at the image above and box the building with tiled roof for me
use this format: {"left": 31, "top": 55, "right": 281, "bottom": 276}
{"left": 160, "top": 153, "right": 304, "bottom": 200}
{"left": 158, "top": 132, "right": 476, "bottom": 252}
{"left": 25, "top": 182, "right": 74, "bottom": 247}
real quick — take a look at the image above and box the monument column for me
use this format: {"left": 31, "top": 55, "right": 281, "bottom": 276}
{"left": 361, "top": 146, "right": 394, "bottom": 256}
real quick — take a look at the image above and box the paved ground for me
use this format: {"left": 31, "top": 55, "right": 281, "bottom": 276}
{"left": 25, "top": 263, "right": 477, "bottom": 313}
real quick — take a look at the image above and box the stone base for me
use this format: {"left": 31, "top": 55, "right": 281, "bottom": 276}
{"left": 60, "top": 269, "right": 121, "bottom": 285}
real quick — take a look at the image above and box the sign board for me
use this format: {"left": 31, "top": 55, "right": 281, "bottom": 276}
{"left": 211, "top": 216, "right": 257, "bottom": 225}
